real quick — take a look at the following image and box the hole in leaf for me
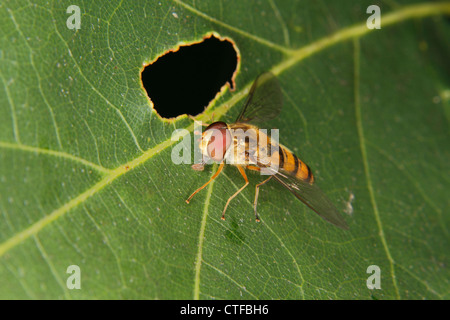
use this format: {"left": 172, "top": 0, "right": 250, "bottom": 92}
{"left": 141, "top": 34, "right": 239, "bottom": 119}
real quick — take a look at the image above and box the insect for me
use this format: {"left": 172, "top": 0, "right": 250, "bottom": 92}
{"left": 186, "top": 72, "right": 348, "bottom": 229}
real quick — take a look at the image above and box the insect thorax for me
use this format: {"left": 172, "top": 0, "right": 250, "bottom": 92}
{"left": 224, "top": 124, "right": 279, "bottom": 168}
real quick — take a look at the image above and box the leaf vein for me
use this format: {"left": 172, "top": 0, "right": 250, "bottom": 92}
{"left": 7, "top": 8, "right": 63, "bottom": 149}
{"left": 193, "top": 163, "right": 217, "bottom": 300}
{"left": 49, "top": 10, "right": 145, "bottom": 153}
{"left": 1, "top": 2, "right": 449, "bottom": 267}
{"left": 353, "top": 38, "right": 400, "bottom": 299}
{"left": 33, "top": 235, "right": 71, "bottom": 299}
{"left": 0, "top": 141, "right": 110, "bottom": 174}
{"left": 172, "top": 0, "right": 294, "bottom": 54}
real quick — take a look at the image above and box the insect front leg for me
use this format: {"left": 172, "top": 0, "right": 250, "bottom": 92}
{"left": 186, "top": 162, "right": 225, "bottom": 204}
{"left": 221, "top": 165, "right": 249, "bottom": 220}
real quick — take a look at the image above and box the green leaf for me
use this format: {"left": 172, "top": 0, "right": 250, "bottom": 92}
{"left": 1, "top": 0, "right": 449, "bottom": 299}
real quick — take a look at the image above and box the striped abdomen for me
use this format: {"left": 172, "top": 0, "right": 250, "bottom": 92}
{"left": 273, "top": 145, "right": 314, "bottom": 183}
{"left": 228, "top": 124, "right": 314, "bottom": 183}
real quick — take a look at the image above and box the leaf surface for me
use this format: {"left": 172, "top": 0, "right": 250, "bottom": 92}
{"left": 0, "top": 0, "right": 449, "bottom": 299}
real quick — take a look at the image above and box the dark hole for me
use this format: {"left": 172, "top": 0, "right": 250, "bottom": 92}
{"left": 141, "top": 35, "right": 238, "bottom": 119}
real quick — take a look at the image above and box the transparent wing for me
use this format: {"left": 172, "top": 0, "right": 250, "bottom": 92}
{"left": 272, "top": 171, "right": 349, "bottom": 229}
{"left": 249, "top": 151, "right": 348, "bottom": 230}
{"left": 235, "top": 72, "right": 283, "bottom": 124}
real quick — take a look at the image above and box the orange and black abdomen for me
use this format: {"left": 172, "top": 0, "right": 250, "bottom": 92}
{"left": 277, "top": 146, "right": 314, "bottom": 183}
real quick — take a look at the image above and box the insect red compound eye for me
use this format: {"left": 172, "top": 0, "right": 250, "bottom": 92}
{"left": 205, "top": 122, "right": 232, "bottom": 162}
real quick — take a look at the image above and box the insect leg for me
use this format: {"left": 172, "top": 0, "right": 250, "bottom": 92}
{"left": 246, "top": 165, "right": 261, "bottom": 172}
{"left": 221, "top": 165, "right": 249, "bottom": 220}
{"left": 186, "top": 162, "right": 225, "bottom": 204}
{"left": 253, "top": 176, "right": 272, "bottom": 222}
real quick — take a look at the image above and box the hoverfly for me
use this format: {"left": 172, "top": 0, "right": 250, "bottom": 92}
{"left": 186, "top": 72, "right": 348, "bottom": 230}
